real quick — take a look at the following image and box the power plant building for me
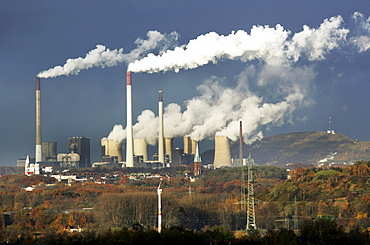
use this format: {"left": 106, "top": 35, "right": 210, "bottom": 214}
{"left": 68, "top": 136, "right": 90, "bottom": 167}
{"left": 42, "top": 142, "right": 57, "bottom": 162}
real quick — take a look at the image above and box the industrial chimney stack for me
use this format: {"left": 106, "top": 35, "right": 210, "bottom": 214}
{"left": 35, "top": 77, "right": 42, "bottom": 163}
{"left": 158, "top": 91, "right": 165, "bottom": 167}
{"left": 125, "top": 71, "right": 134, "bottom": 167}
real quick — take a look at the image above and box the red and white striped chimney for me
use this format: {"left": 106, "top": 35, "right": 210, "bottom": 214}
{"left": 125, "top": 71, "right": 134, "bottom": 167}
{"left": 158, "top": 91, "right": 165, "bottom": 166}
{"left": 35, "top": 77, "right": 42, "bottom": 163}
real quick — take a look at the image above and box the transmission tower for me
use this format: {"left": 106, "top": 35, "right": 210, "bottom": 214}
{"left": 246, "top": 153, "right": 256, "bottom": 230}
{"left": 294, "top": 195, "right": 298, "bottom": 231}
{"left": 239, "top": 121, "right": 246, "bottom": 213}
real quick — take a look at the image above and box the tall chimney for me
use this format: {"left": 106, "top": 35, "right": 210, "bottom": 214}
{"left": 239, "top": 121, "right": 244, "bottom": 166}
{"left": 213, "top": 135, "right": 232, "bottom": 168}
{"left": 35, "top": 77, "right": 42, "bottom": 163}
{"left": 158, "top": 91, "right": 165, "bottom": 166}
{"left": 125, "top": 71, "right": 134, "bottom": 167}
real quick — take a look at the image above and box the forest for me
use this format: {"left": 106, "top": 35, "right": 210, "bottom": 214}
{"left": 0, "top": 161, "right": 369, "bottom": 244}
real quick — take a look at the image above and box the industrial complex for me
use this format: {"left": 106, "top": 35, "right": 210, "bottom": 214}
{"left": 21, "top": 73, "right": 241, "bottom": 175}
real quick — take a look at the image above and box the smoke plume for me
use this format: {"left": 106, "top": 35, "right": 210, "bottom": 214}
{"left": 128, "top": 16, "right": 348, "bottom": 73}
{"left": 37, "top": 31, "right": 179, "bottom": 78}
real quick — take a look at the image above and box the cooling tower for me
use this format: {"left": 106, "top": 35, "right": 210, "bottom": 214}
{"left": 165, "top": 137, "right": 173, "bottom": 167}
{"left": 213, "top": 135, "right": 232, "bottom": 168}
{"left": 191, "top": 139, "right": 197, "bottom": 155}
{"left": 165, "top": 138, "right": 173, "bottom": 156}
{"left": 183, "top": 136, "right": 197, "bottom": 155}
{"left": 134, "top": 138, "right": 148, "bottom": 162}
{"left": 35, "top": 77, "right": 42, "bottom": 163}
{"left": 183, "top": 136, "right": 191, "bottom": 155}
{"left": 126, "top": 71, "right": 134, "bottom": 167}
{"left": 101, "top": 139, "right": 123, "bottom": 162}
{"left": 158, "top": 91, "right": 165, "bottom": 165}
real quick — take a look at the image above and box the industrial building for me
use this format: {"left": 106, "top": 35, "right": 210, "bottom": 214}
{"left": 68, "top": 136, "right": 91, "bottom": 167}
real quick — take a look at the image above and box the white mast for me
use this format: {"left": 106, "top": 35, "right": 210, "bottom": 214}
{"left": 157, "top": 179, "right": 163, "bottom": 233}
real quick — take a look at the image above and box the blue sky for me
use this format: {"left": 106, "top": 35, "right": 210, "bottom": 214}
{"left": 1, "top": 1, "right": 369, "bottom": 165}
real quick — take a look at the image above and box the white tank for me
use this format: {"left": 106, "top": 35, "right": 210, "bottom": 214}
{"left": 213, "top": 135, "right": 232, "bottom": 168}
{"left": 101, "top": 139, "right": 123, "bottom": 162}
{"left": 134, "top": 138, "right": 148, "bottom": 162}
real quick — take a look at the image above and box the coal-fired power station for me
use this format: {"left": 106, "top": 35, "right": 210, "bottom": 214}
{"left": 35, "top": 77, "right": 42, "bottom": 163}
{"left": 31, "top": 71, "right": 235, "bottom": 172}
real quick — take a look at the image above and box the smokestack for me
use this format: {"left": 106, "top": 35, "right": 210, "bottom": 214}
{"left": 35, "top": 77, "right": 42, "bottom": 163}
{"left": 101, "top": 139, "right": 123, "bottom": 162}
{"left": 126, "top": 71, "right": 134, "bottom": 167}
{"left": 239, "top": 121, "right": 244, "bottom": 166}
{"left": 158, "top": 91, "right": 165, "bottom": 166}
{"left": 213, "top": 135, "right": 232, "bottom": 168}
{"left": 134, "top": 138, "right": 148, "bottom": 162}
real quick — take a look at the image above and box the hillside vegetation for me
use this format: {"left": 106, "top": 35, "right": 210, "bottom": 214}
{"left": 0, "top": 161, "right": 369, "bottom": 243}
{"left": 225, "top": 131, "right": 370, "bottom": 166}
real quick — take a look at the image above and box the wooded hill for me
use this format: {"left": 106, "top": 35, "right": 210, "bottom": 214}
{"left": 203, "top": 131, "right": 370, "bottom": 166}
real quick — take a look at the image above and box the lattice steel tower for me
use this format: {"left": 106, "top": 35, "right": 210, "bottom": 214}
{"left": 246, "top": 153, "right": 256, "bottom": 230}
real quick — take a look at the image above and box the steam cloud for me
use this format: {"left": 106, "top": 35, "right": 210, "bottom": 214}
{"left": 37, "top": 31, "right": 179, "bottom": 78}
{"left": 104, "top": 63, "right": 314, "bottom": 145}
{"left": 127, "top": 15, "right": 349, "bottom": 73}
{"left": 98, "top": 12, "right": 369, "bottom": 145}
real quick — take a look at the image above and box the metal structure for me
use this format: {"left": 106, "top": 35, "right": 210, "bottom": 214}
{"left": 246, "top": 153, "right": 256, "bottom": 230}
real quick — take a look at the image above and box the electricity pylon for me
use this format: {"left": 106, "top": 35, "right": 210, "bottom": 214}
{"left": 246, "top": 153, "right": 256, "bottom": 230}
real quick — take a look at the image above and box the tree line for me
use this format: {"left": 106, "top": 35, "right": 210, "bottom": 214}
{"left": 0, "top": 162, "right": 369, "bottom": 242}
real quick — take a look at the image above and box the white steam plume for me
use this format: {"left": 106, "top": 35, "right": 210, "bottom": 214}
{"left": 37, "top": 31, "right": 179, "bottom": 78}
{"left": 128, "top": 16, "right": 348, "bottom": 73}
{"left": 102, "top": 124, "right": 126, "bottom": 143}
{"left": 104, "top": 63, "right": 315, "bottom": 145}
